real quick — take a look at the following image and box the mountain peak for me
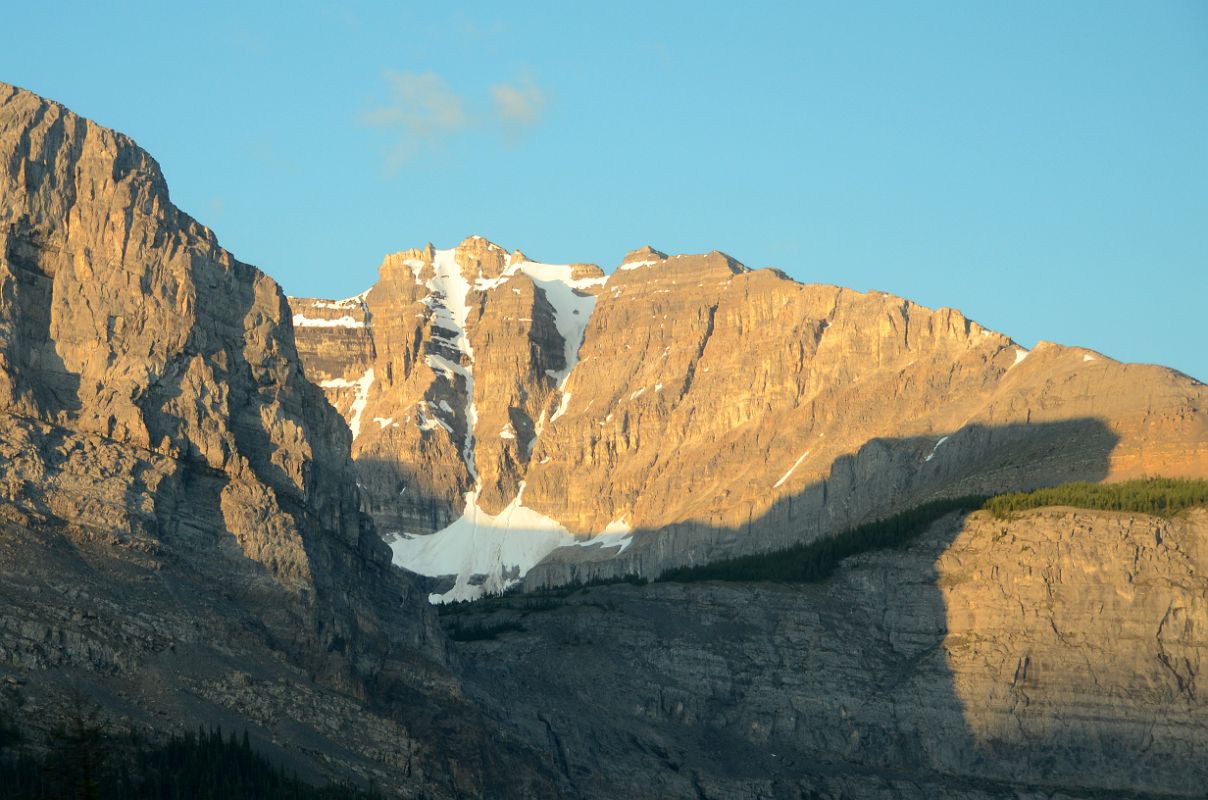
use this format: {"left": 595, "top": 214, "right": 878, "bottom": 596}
{"left": 458, "top": 234, "right": 507, "bottom": 254}
{"left": 705, "top": 250, "right": 748, "bottom": 273}
{"left": 618, "top": 246, "right": 668, "bottom": 271}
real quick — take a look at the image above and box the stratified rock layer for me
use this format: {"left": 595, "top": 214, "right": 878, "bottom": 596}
{"left": 451, "top": 507, "right": 1208, "bottom": 798}
{"left": 292, "top": 241, "right": 1208, "bottom": 590}
{"left": 0, "top": 82, "right": 558, "bottom": 798}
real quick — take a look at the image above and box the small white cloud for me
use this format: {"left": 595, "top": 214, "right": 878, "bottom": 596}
{"left": 362, "top": 71, "right": 471, "bottom": 167}
{"left": 362, "top": 70, "right": 548, "bottom": 170}
{"left": 491, "top": 80, "right": 547, "bottom": 130}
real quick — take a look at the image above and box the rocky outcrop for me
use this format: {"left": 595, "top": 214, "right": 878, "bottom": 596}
{"left": 293, "top": 240, "right": 1208, "bottom": 597}
{"left": 291, "top": 239, "right": 606, "bottom": 535}
{"left": 0, "top": 81, "right": 559, "bottom": 797}
{"left": 0, "top": 79, "right": 364, "bottom": 618}
{"left": 450, "top": 507, "right": 1208, "bottom": 798}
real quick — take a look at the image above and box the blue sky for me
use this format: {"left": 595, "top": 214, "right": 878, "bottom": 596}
{"left": 3, "top": 1, "right": 1206, "bottom": 379}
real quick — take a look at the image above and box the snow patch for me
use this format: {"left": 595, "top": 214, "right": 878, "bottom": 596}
{"left": 619, "top": 259, "right": 658, "bottom": 271}
{"left": 390, "top": 484, "right": 635, "bottom": 603}
{"left": 1010, "top": 348, "right": 1030, "bottom": 369}
{"left": 424, "top": 248, "right": 479, "bottom": 480}
{"left": 1083, "top": 353, "right": 1097, "bottom": 362}
{"left": 320, "top": 369, "right": 375, "bottom": 438}
{"left": 425, "top": 353, "right": 471, "bottom": 380}
{"left": 415, "top": 401, "right": 453, "bottom": 433}
{"left": 310, "top": 291, "right": 369, "bottom": 311}
{"left": 347, "top": 368, "right": 375, "bottom": 439}
{"left": 459, "top": 253, "right": 605, "bottom": 465}
{"left": 773, "top": 451, "right": 811, "bottom": 489}
{"left": 504, "top": 260, "right": 602, "bottom": 387}
{"left": 292, "top": 314, "right": 366, "bottom": 329}
{"left": 402, "top": 258, "right": 426, "bottom": 282}
{"left": 569, "top": 518, "right": 634, "bottom": 553}
{"left": 416, "top": 404, "right": 453, "bottom": 434}
{"left": 924, "top": 435, "right": 950, "bottom": 462}
{"left": 373, "top": 417, "right": 394, "bottom": 429}
{"left": 550, "top": 392, "right": 573, "bottom": 422}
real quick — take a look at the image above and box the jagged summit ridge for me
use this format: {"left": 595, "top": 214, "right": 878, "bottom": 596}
{"left": 291, "top": 236, "right": 1208, "bottom": 601}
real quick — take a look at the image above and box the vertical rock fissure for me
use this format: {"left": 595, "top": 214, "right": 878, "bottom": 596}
{"left": 678, "top": 303, "right": 717, "bottom": 402}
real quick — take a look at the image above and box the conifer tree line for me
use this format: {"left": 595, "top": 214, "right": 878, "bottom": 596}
{"left": 661, "top": 478, "right": 1208, "bottom": 585}
{"left": 982, "top": 477, "right": 1208, "bottom": 518}
{"left": 0, "top": 699, "right": 383, "bottom": 800}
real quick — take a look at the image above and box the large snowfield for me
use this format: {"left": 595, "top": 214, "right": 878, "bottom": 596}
{"left": 388, "top": 484, "right": 632, "bottom": 603}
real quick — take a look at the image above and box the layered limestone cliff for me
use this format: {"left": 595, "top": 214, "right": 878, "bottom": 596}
{"left": 290, "top": 238, "right": 605, "bottom": 531}
{"left": 292, "top": 239, "right": 1208, "bottom": 599}
{"left": 4, "top": 79, "right": 1208, "bottom": 799}
{"left": 0, "top": 82, "right": 559, "bottom": 797}
{"left": 450, "top": 507, "right": 1208, "bottom": 798}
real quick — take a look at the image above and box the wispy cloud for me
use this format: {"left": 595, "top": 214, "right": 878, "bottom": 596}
{"left": 362, "top": 71, "right": 471, "bottom": 167}
{"left": 362, "top": 70, "right": 548, "bottom": 171}
{"left": 491, "top": 79, "right": 547, "bottom": 136}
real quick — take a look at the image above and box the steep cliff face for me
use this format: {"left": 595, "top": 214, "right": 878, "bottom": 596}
{"left": 451, "top": 507, "right": 1208, "bottom": 798}
{"left": 0, "top": 82, "right": 558, "bottom": 798}
{"left": 0, "top": 76, "right": 439, "bottom": 665}
{"left": 292, "top": 238, "right": 1208, "bottom": 598}
{"left": 291, "top": 238, "right": 615, "bottom": 598}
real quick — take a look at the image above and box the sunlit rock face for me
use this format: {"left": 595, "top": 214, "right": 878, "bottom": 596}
{"left": 0, "top": 79, "right": 367, "bottom": 611}
{"left": 293, "top": 239, "right": 1208, "bottom": 598}
{"left": 452, "top": 507, "right": 1208, "bottom": 798}
{"left": 938, "top": 507, "right": 1208, "bottom": 791}
{"left": 291, "top": 239, "right": 617, "bottom": 599}
{"left": 0, "top": 81, "right": 562, "bottom": 797}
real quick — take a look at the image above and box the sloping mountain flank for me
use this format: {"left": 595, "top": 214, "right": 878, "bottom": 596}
{"left": 291, "top": 237, "right": 1208, "bottom": 600}
{"left": 0, "top": 81, "right": 559, "bottom": 798}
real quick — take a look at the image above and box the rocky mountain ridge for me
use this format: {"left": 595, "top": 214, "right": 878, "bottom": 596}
{"left": 0, "top": 80, "right": 558, "bottom": 797}
{"left": 4, "top": 80, "right": 1208, "bottom": 799}
{"left": 291, "top": 236, "right": 1208, "bottom": 600}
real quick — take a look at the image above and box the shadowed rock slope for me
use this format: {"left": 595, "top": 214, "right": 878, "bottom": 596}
{"left": 0, "top": 81, "right": 558, "bottom": 798}
{"left": 448, "top": 505, "right": 1208, "bottom": 799}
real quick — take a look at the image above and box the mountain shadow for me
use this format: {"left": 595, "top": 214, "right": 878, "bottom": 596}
{"left": 525, "top": 416, "right": 1123, "bottom": 587}
{"left": 445, "top": 416, "right": 1208, "bottom": 798}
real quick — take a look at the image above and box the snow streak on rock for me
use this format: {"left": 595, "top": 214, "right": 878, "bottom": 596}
{"left": 426, "top": 248, "right": 479, "bottom": 481}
